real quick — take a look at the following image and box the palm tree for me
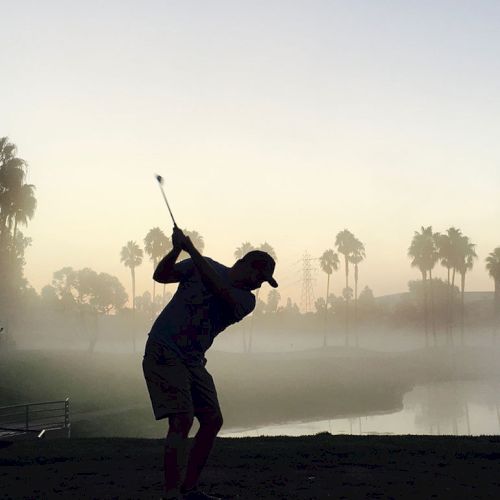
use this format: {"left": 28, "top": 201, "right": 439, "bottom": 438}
{"left": 10, "top": 184, "right": 36, "bottom": 243}
{"left": 486, "top": 247, "right": 500, "bottom": 322}
{"left": 0, "top": 137, "right": 17, "bottom": 162}
{"left": 144, "top": 227, "right": 169, "bottom": 315}
{"left": 0, "top": 138, "right": 27, "bottom": 246}
{"left": 234, "top": 241, "right": 277, "bottom": 261}
{"left": 120, "top": 241, "right": 143, "bottom": 312}
{"left": 437, "top": 227, "right": 463, "bottom": 345}
{"left": 320, "top": 249, "right": 340, "bottom": 348}
{"left": 266, "top": 289, "right": 281, "bottom": 313}
{"left": 258, "top": 242, "right": 277, "bottom": 261}
{"left": 455, "top": 235, "right": 477, "bottom": 345}
{"left": 335, "top": 229, "right": 357, "bottom": 345}
{"left": 181, "top": 229, "right": 204, "bottom": 259}
{"left": 447, "top": 227, "right": 463, "bottom": 286}
{"left": 234, "top": 242, "right": 255, "bottom": 260}
{"left": 234, "top": 242, "right": 256, "bottom": 352}
{"left": 349, "top": 239, "right": 366, "bottom": 346}
{"left": 427, "top": 231, "right": 443, "bottom": 339}
{"left": 436, "top": 232, "right": 452, "bottom": 340}
{"left": 408, "top": 226, "right": 438, "bottom": 347}
{"left": 250, "top": 242, "right": 277, "bottom": 352}
{"left": 233, "top": 241, "right": 276, "bottom": 352}
{"left": 235, "top": 241, "right": 276, "bottom": 353}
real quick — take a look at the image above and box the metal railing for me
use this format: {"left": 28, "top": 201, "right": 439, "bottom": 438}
{"left": 0, "top": 398, "right": 70, "bottom": 439}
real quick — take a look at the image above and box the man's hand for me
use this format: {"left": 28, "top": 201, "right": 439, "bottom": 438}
{"left": 171, "top": 228, "right": 243, "bottom": 313}
{"left": 172, "top": 227, "right": 183, "bottom": 251}
{"left": 172, "top": 227, "right": 188, "bottom": 251}
{"left": 172, "top": 227, "right": 195, "bottom": 254}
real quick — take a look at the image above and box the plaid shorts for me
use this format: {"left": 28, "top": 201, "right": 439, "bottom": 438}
{"left": 142, "top": 337, "right": 220, "bottom": 420}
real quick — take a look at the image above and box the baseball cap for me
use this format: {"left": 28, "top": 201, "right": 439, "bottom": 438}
{"left": 242, "top": 250, "right": 278, "bottom": 288}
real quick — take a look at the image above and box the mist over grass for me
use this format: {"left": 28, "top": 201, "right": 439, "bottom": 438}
{"left": 2, "top": 307, "right": 500, "bottom": 438}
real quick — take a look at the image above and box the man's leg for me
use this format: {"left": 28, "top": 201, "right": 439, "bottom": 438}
{"left": 181, "top": 410, "right": 223, "bottom": 493}
{"left": 164, "top": 412, "right": 194, "bottom": 499}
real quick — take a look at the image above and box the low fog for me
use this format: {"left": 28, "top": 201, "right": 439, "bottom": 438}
{"left": 1, "top": 288, "right": 499, "bottom": 439}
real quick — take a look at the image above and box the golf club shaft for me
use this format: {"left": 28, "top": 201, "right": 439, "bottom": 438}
{"left": 159, "top": 185, "right": 178, "bottom": 228}
{"left": 155, "top": 175, "right": 178, "bottom": 228}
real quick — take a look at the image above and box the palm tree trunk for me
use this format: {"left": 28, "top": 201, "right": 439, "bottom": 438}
{"left": 3, "top": 215, "right": 13, "bottom": 251}
{"left": 460, "top": 272, "right": 466, "bottom": 347}
{"left": 450, "top": 268, "right": 456, "bottom": 346}
{"left": 354, "top": 264, "right": 359, "bottom": 348}
{"left": 152, "top": 260, "right": 157, "bottom": 320}
{"left": 422, "top": 270, "right": 429, "bottom": 347}
{"left": 323, "top": 274, "right": 330, "bottom": 348}
{"left": 131, "top": 267, "right": 136, "bottom": 354}
{"left": 495, "top": 279, "right": 500, "bottom": 315}
{"left": 9, "top": 217, "right": 18, "bottom": 266}
{"left": 446, "top": 268, "right": 452, "bottom": 345}
{"left": 131, "top": 267, "right": 136, "bottom": 312}
{"left": 344, "top": 255, "right": 349, "bottom": 347}
{"left": 429, "top": 270, "right": 437, "bottom": 346}
{"left": 494, "top": 279, "right": 500, "bottom": 346}
{"left": 248, "top": 289, "right": 260, "bottom": 353}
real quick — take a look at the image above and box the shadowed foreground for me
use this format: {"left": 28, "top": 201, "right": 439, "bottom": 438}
{"left": 1, "top": 434, "right": 499, "bottom": 499}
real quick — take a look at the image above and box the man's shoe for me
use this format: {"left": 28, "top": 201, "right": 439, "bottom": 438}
{"left": 182, "top": 489, "right": 221, "bottom": 500}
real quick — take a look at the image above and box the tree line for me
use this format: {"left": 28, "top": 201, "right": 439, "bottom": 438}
{"left": 2, "top": 135, "right": 500, "bottom": 352}
{"left": 408, "top": 226, "right": 500, "bottom": 347}
{"left": 0, "top": 137, "right": 37, "bottom": 343}
{"left": 310, "top": 227, "right": 500, "bottom": 349}
{"left": 319, "top": 229, "right": 365, "bottom": 347}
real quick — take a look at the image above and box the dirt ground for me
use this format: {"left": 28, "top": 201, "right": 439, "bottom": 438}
{"left": 1, "top": 434, "right": 499, "bottom": 499}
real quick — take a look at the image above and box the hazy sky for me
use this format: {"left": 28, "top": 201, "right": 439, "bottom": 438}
{"left": 2, "top": 0, "right": 500, "bottom": 308}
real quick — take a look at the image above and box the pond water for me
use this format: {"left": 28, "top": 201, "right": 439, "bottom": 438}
{"left": 221, "top": 380, "right": 500, "bottom": 437}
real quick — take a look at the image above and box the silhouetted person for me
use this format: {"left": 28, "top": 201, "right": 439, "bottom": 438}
{"left": 142, "top": 227, "right": 277, "bottom": 500}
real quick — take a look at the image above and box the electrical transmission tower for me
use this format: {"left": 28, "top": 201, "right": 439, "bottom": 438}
{"left": 300, "top": 251, "right": 316, "bottom": 313}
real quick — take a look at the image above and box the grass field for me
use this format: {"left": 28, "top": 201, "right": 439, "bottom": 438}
{"left": 1, "top": 434, "right": 500, "bottom": 498}
{"left": 1, "top": 346, "right": 499, "bottom": 438}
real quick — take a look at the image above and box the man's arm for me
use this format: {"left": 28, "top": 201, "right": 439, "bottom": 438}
{"left": 152, "top": 228, "right": 185, "bottom": 283}
{"left": 179, "top": 232, "right": 243, "bottom": 310}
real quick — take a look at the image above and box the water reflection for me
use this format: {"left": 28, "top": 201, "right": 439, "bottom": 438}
{"left": 221, "top": 380, "right": 500, "bottom": 437}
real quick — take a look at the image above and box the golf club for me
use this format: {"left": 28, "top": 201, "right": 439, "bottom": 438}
{"left": 155, "top": 174, "right": 178, "bottom": 228}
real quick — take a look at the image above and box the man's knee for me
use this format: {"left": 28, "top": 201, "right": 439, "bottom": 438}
{"left": 197, "top": 410, "right": 223, "bottom": 432}
{"left": 167, "top": 412, "right": 194, "bottom": 438}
